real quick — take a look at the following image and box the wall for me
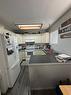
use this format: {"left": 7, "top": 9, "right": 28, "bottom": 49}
{"left": 22, "top": 33, "right": 49, "bottom": 43}
{"left": 50, "top": 8, "right": 71, "bottom": 55}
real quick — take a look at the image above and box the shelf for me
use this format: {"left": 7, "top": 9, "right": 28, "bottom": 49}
{"left": 60, "top": 24, "right": 71, "bottom": 30}
{"left": 60, "top": 31, "right": 71, "bottom": 38}
{"left": 59, "top": 24, "right": 71, "bottom": 34}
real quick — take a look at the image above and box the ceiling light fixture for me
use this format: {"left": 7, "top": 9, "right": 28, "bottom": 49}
{"left": 17, "top": 24, "right": 42, "bottom": 30}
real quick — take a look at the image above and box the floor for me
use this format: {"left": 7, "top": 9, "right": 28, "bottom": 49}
{"left": 2, "top": 65, "right": 58, "bottom": 95}
{"left": 2, "top": 60, "right": 56, "bottom": 95}
{"left": 3, "top": 66, "right": 29, "bottom": 95}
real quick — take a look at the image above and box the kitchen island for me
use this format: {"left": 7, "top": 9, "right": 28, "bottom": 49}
{"left": 27, "top": 50, "right": 71, "bottom": 90}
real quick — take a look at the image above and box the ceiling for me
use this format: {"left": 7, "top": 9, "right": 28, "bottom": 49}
{"left": 0, "top": 0, "right": 71, "bottom": 34}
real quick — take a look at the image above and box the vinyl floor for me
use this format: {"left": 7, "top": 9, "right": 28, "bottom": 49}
{"left": 2, "top": 65, "right": 57, "bottom": 95}
{"left": 2, "top": 65, "right": 29, "bottom": 95}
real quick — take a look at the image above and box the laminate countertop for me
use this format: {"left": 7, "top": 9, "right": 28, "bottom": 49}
{"left": 29, "top": 54, "right": 58, "bottom": 64}
{"left": 29, "top": 54, "right": 71, "bottom": 64}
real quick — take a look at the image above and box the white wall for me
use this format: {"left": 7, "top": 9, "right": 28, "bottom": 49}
{"left": 50, "top": 8, "right": 71, "bottom": 55}
{"left": 22, "top": 33, "right": 49, "bottom": 43}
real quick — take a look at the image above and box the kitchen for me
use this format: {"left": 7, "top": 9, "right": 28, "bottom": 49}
{"left": 0, "top": 0, "right": 71, "bottom": 95}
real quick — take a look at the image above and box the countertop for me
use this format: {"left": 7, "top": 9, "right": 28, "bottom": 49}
{"left": 29, "top": 53, "right": 58, "bottom": 64}
{"left": 19, "top": 49, "right": 71, "bottom": 65}
{"left": 29, "top": 53, "right": 71, "bottom": 64}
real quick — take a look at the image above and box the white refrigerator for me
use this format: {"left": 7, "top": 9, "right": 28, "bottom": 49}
{"left": 0, "top": 33, "right": 20, "bottom": 94}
